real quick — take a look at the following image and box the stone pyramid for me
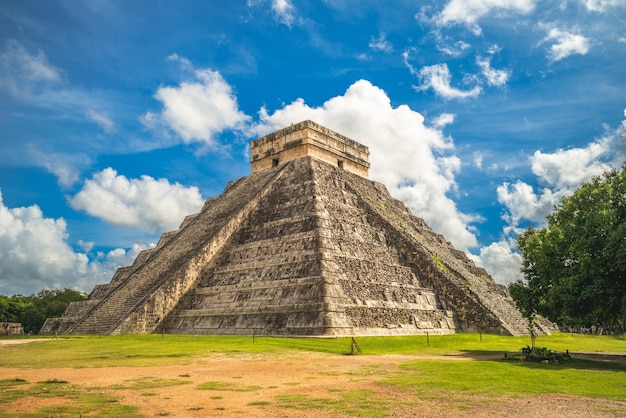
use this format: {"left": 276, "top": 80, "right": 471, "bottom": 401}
{"left": 42, "top": 120, "right": 530, "bottom": 336}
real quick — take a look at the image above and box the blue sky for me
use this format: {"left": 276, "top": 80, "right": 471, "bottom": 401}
{"left": 1, "top": 0, "right": 625, "bottom": 295}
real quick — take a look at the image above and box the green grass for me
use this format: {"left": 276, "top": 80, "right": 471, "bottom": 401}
{"left": 350, "top": 332, "right": 626, "bottom": 356}
{"left": 197, "top": 381, "right": 262, "bottom": 392}
{"left": 196, "top": 381, "right": 235, "bottom": 391}
{"left": 383, "top": 358, "right": 626, "bottom": 401}
{"left": 0, "top": 378, "right": 28, "bottom": 389}
{"left": 0, "top": 332, "right": 624, "bottom": 416}
{"left": 0, "top": 379, "right": 142, "bottom": 417}
{"left": 108, "top": 376, "right": 191, "bottom": 390}
{"left": 1, "top": 333, "right": 623, "bottom": 368}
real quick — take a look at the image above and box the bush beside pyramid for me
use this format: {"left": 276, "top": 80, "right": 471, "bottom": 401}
{"left": 42, "top": 121, "right": 531, "bottom": 336}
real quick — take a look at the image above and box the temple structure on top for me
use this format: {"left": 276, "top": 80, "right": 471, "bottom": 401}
{"left": 41, "top": 120, "right": 538, "bottom": 337}
{"left": 250, "top": 120, "right": 370, "bottom": 178}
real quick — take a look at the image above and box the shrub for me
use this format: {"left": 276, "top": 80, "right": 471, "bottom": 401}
{"left": 520, "top": 345, "right": 570, "bottom": 364}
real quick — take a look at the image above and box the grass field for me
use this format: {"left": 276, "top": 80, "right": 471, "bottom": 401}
{"left": 1, "top": 333, "right": 624, "bottom": 417}
{"left": 2, "top": 332, "right": 624, "bottom": 368}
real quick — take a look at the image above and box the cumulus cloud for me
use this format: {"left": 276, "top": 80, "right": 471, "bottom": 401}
{"left": 0, "top": 191, "right": 88, "bottom": 294}
{"left": 70, "top": 168, "right": 205, "bottom": 233}
{"left": 497, "top": 181, "right": 560, "bottom": 235}
{"left": 541, "top": 26, "right": 590, "bottom": 62}
{"left": 435, "top": 0, "right": 536, "bottom": 34}
{"left": 530, "top": 138, "right": 617, "bottom": 189}
{"left": 482, "top": 112, "right": 626, "bottom": 284}
{"left": 476, "top": 56, "right": 510, "bottom": 87}
{"left": 473, "top": 240, "right": 524, "bottom": 285}
{"left": 142, "top": 66, "right": 250, "bottom": 149}
{"left": 0, "top": 189, "right": 158, "bottom": 295}
{"left": 251, "top": 79, "right": 479, "bottom": 251}
{"left": 412, "top": 63, "right": 482, "bottom": 100}
{"left": 0, "top": 39, "right": 62, "bottom": 98}
{"left": 499, "top": 129, "right": 622, "bottom": 233}
{"left": 95, "top": 242, "right": 155, "bottom": 278}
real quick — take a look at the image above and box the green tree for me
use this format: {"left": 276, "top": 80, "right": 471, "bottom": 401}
{"left": 510, "top": 163, "right": 626, "bottom": 333}
{"left": 0, "top": 288, "right": 87, "bottom": 334}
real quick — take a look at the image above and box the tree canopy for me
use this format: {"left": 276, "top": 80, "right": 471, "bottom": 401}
{"left": 0, "top": 288, "right": 87, "bottom": 334}
{"left": 510, "top": 164, "right": 626, "bottom": 333}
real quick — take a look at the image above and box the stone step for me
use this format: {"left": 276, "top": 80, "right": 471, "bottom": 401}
{"left": 212, "top": 251, "right": 320, "bottom": 274}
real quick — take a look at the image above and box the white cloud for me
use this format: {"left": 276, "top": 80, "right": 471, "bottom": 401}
{"left": 0, "top": 191, "right": 89, "bottom": 295}
{"left": 497, "top": 130, "right": 621, "bottom": 234}
{"left": 369, "top": 33, "right": 393, "bottom": 52}
{"left": 431, "top": 113, "right": 456, "bottom": 128}
{"left": 247, "top": 0, "right": 297, "bottom": 27}
{"left": 96, "top": 242, "right": 155, "bottom": 278}
{"left": 541, "top": 27, "right": 590, "bottom": 62}
{"left": 481, "top": 112, "right": 626, "bottom": 284}
{"left": 142, "top": 67, "right": 250, "bottom": 148}
{"left": 473, "top": 240, "right": 524, "bottom": 285}
{"left": 486, "top": 44, "right": 502, "bottom": 54}
{"left": 404, "top": 50, "right": 508, "bottom": 98}
{"left": 432, "top": 30, "right": 471, "bottom": 57}
{"left": 530, "top": 137, "right": 615, "bottom": 189}
{"left": 70, "top": 168, "right": 204, "bottom": 234}
{"left": 436, "top": 0, "right": 536, "bottom": 34}
{"left": 413, "top": 63, "right": 482, "bottom": 100}
{"left": 0, "top": 189, "right": 158, "bottom": 295}
{"left": 27, "top": 144, "right": 91, "bottom": 188}
{"left": 271, "top": 0, "right": 296, "bottom": 26}
{"left": 583, "top": 0, "right": 622, "bottom": 12}
{"left": 0, "top": 39, "right": 62, "bottom": 98}
{"left": 473, "top": 151, "right": 484, "bottom": 169}
{"left": 497, "top": 181, "right": 560, "bottom": 234}
{"left": 77, "top": 240, "right": 94, "bottom": 252}
{"left": 167, "top": 53, "right": 193, "bottom": 70}
{"left": 86, "top": 109, "right": 117, "bottom": 134}
{"left": 477, "top": 56, "right": 510, "bottom": 87}
{"left": 252, "top": 79, "right": 479, "bottom": 251}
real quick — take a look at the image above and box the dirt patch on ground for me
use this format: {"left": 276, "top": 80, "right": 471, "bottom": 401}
{"left": 2, "top": 351, "right": 625, "bottom": 417}
{"left": 0, "top": 339, "right": 49, "bottom": 346}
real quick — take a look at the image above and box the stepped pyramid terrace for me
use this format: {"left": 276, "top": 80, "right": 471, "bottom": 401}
{"left": 42, "top": 120, "right": 533, "bottom": 337}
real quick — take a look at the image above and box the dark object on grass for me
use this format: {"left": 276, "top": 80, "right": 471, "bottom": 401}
{"left": 521, "top": 345, "right": 571, "bottom": 364}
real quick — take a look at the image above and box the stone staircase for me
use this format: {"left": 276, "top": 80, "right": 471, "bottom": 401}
{"left": 162, "top": 158, "right": 341, "bottom": 335}
{"left": 56, "top": 165, "right": 288, "bottom": 335}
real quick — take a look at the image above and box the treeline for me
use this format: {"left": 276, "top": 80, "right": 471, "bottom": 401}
{"left": 0, "top": 288, "right": 87, "bottom": 334}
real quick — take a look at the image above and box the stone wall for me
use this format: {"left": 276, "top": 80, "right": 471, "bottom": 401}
{"left": 340, "top": 165, "right": 530, "bottom": 336}
{"left": 250, "top": 120, "right": 370, "bottom": 178}
{"left": 0, "top": 322, "right": 23, "bottom": 336}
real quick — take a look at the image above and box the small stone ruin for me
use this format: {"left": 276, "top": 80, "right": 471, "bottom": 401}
{"left": 0, "top": 322, "right": 24, "bottom": 336}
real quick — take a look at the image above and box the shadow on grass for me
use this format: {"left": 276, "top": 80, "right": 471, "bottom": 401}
{"left": 457, "top": 350, "right": 626, "bottom": 371}
{"left": 389, "top": 350, "right": 626, "bottom": 401}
